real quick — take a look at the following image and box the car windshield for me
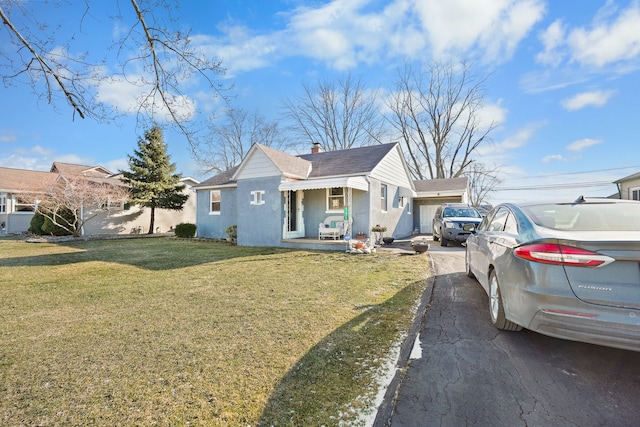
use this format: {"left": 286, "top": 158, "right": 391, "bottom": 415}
{"left": 525, "top": 202, "right": 640, "bottom": 231}
{"left": 443, "top": 207, "right": 481, "bottom": 218}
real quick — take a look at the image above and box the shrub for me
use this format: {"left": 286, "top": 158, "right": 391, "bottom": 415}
{"left": 175, "top": 223, "right": 196, "bottom": 238}
{"left": 42, "top": 209, "right": 74, "bottom": 236}
{"left": 28, "top": 212, "right": 46, "bottom": 235}
{"left": 226, "top": 224, "right": 237, "bottom": 239}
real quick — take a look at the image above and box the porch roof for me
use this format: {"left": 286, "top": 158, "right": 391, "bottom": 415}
{"left": 278, "top": 176, "right": 369, "bottom": 192}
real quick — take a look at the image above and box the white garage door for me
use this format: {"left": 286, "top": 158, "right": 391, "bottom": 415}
{"left": 419, "top": 205, "right": 439, "bottom": 234}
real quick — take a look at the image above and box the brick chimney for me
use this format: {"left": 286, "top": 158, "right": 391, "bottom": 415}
{"left": 311, "top": 142, "right": 323, "bottom": 153}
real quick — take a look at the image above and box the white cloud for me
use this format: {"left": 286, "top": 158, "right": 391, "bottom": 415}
{"left": 96, "top": 75, "right": 197, "bottom": 122}
{"left": 536, "top": 19, "right": 566, "bottom": 66}
{"left": 542, "top": 154, "right": 565, "bottom": 163}
{"left": 567, "top": 138, "right": 603, "bottom": 151}
{"left": 568, "top": 3, "right": 640, "bottom": 67}
{"left": 535, "top": 2, "right": 640, "bottom": 70}
{"left": 561, "top": 90, "right": 615, "bottom": 110}
{"left": 196, "top": 0, "right": 544, "bottom": 74}
{"left": 0, "top": 130, "right": 17, "bottom": 143}
{"left": 415, "top": 0, "right": 545, "bottom": 62}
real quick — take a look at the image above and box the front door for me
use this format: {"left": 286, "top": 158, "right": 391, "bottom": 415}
{"left": 284, "top": 190, "right": 304, "bottom": 238}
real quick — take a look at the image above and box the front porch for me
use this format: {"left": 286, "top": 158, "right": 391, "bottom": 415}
{"left": 280, "top": 236, "right": 352, "bottom": 251}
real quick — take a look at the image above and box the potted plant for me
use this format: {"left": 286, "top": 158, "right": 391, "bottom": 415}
{"left": 371, "top": 225, "right": 387, "bottom": 245}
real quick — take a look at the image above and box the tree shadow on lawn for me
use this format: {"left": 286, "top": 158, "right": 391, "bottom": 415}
{"left": 258, "top": 280, "right": 424, "bottom": 426}
{"left": 0, "top": 238, "right": 293, "bottom": 271}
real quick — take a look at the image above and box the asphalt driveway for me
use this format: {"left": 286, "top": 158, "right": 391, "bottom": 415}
{"left": 374, "top": 236, "right": 640, "bottom": 426}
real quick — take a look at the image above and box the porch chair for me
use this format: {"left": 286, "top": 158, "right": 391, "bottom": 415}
{"left": 319, "top": 216, "right": 350, "bottom": 240}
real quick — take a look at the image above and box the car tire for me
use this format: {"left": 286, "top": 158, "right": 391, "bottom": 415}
{"left": 440, "top": 229, "right": 448, "bottom": 247}
{"left": 432, "top": 227, "right": 439, "bottom": 241}
{"left": 465, "top": 249, "right": 475, "bottom": 279}
{"left": 488, "top": 270, "right": 522, "bottom": 331}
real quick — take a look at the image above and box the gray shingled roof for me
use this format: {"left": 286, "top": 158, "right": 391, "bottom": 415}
{"left": 258, "top": 144, "right": 311, "bottom": 179}
{"left": 298, "top": 143, "right": 397, "bottom": 177}
{"left": 193, "top": 166, "right": 239, "bottom": 188}
{"left": 195, "top": 143, "right": 399, "bottom": 188}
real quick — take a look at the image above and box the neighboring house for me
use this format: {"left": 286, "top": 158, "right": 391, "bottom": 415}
{"left": 614, "top": 172, "right": 640, "bottom": 201}
{"left": 193, "top": 142, "right": 417, "bottom": 250}
{"left": 0, "top": 162, "right": 197, "bottom": 235}
{"left": 412, "top": 178, "right": 470, "bottom": 234}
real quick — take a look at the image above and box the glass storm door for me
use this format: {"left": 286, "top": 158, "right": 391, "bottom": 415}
{"left": 284, "top": 190, "right": 304, "bottom": 238}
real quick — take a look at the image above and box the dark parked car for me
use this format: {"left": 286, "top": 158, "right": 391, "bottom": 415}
{"left": 465, "top": 197, "right": 640, "bottom": 352}
{"left": 432, "top": 203, "right": 482, "bottom": 246}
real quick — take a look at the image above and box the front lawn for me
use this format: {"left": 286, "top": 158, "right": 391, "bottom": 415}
{"left": 0, "top": 237, "right": 429, "bottom": 426}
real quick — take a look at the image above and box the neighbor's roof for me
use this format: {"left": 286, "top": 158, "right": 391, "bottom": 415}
{"left": 614, "top": 171, "right": 640, "bottom": 183}
{"left": 0, "top": 167, "right": 58, "bottom": 193}
{"left": 51, "top": 162, "right": 114, "bottom": 178}
{"left": 1, "top": 162, "right": 124, "bottom": 193}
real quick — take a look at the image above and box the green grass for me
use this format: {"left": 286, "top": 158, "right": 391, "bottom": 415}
{"left": 0, "top": 237, "right": 430, "bottom": 426}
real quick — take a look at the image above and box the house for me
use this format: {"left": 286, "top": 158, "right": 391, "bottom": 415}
{"left": 614, "top": 172, "right": 640, "bottom": 201}
{"left": 0, "top": 162, "right": 197, "bottom": 235}
{"left": 193, "top": 142, "right": 417, "bottom": 250}
{"left": 411, "top": 177, "right": 470, "bottom": 234}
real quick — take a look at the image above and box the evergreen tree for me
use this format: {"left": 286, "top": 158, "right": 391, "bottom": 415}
{"left": 120, "top": 126, "right": 188, "bottom": 234}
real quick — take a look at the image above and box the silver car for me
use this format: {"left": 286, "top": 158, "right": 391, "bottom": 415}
{"left": 465, "top": 197, "right": 640, "bottom": 352}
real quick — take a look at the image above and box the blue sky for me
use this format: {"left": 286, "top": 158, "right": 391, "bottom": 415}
{"left": 2, "top": 0, "right": 640, "bottom": 204}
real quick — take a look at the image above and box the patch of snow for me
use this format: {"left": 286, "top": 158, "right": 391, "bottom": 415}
{"left": 409, "top": 334, "right": 422, "bottom": 359}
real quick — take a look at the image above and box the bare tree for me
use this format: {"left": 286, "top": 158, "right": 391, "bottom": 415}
{"left": 0, "top": 0, "right": 227, "bottom": 146}
{"left": 386, "top": 61, "right": 496, "bottom": 179}
{"left": 282, "top": 73, "right": 385, "bottom": 151}
{"left": 193, "top": 108, "right": 288, "bottom": 173}
{"left": 21, "top": 175, "right": 129, "bottom": 237}
{"left": 465, "top": 162, "right": 501, "bottom": 207}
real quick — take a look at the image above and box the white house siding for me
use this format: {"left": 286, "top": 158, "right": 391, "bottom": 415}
{"left": 368, "top": 177, "right": 413, "bottom": 239}
{"left": 620, "top": 177, "right": 640, "bottom": 200}
{"left": 370, "top": 146, "right": 414, "bottom": 190}
{"left": 234, "top": 149, "right": 281, "bottom": 180}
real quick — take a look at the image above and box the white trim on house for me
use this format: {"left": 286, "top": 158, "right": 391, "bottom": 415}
{"left": 278, "top": 176, "right": 369, "bottom": 192}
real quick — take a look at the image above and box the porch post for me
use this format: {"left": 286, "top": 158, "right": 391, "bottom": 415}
{"left": 347, "top": 187, "right": 352, "bottom": 234}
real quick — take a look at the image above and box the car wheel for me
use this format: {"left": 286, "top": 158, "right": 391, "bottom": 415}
{"left": 465, "top": 249, "right": 475, "bottom": 279}
{"left": 432, "top": 227, "right": 439, "bottom": 241}
{"left": 440, "top": 229, "right": 448, "bottom": 247}
{"left": 488, "top": 270, "right": 522, "bottom": 331}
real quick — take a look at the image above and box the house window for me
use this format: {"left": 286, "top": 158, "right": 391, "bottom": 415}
{"left": 250, "top": 190, "right": 265, "bottom": 205}
{"left": 13, "top": 195, "right": 35, "bottom": 213}
{"left": 631, "top": 188, "right": 640, "bottom": 201}
{"left": 0, "top": 193, "right": 6, "bottom": 213}
{"left": 380, "top": 184, "right": 387, "bottom": 211}
{"left": 398, "top": 195, "right": 405, "bottom": 208}
{"left": 210, "top": 190, "right": 221, "bottom": 214}
{"left": 327, "top": 187, "right": 345, "bottom": 212}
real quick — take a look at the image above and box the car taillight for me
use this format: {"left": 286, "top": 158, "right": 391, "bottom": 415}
{"left": 513, "top": 243, "right": 614, "bottom": 267}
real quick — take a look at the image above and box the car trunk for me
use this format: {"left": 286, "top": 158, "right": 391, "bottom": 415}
{"left": 562, "top": 239, "right": 640, "bottom": 310}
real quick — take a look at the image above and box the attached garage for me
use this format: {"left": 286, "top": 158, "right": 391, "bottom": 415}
{"left": 412, "top": 178, "right": 470, "bottom": 234}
